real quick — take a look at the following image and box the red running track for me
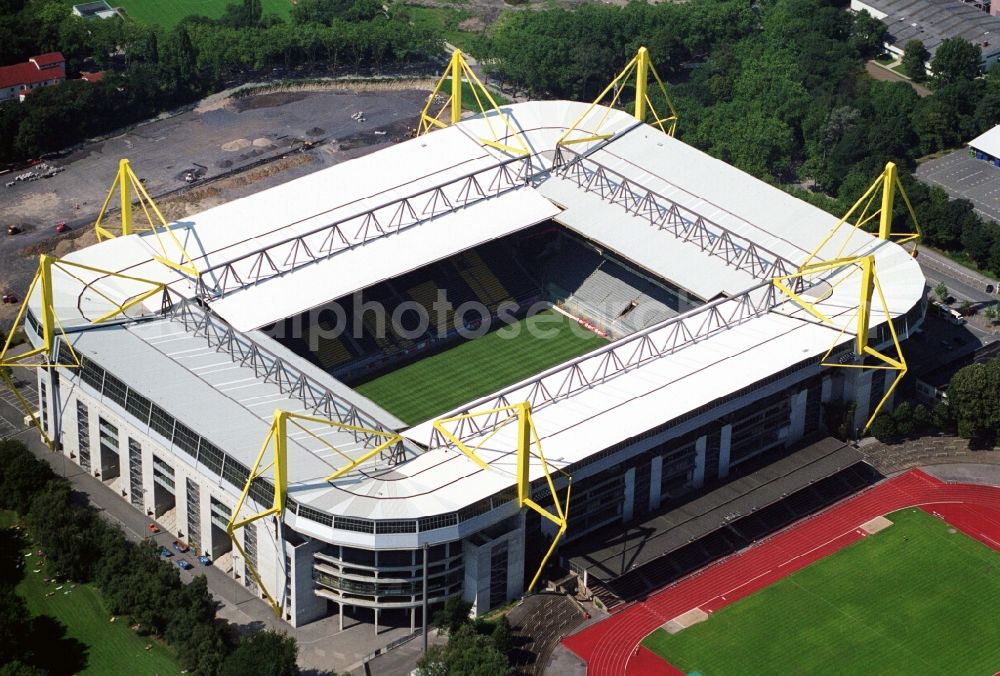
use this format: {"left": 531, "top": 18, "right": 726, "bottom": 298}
{"left": 562, "top": 469, "right": 1000, "bottom": 675}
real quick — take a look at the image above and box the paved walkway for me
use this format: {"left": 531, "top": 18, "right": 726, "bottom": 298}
{"left": 864, "top": 60, "right": 931, "bottom": 97}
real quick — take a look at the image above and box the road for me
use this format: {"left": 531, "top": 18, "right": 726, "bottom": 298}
{"left": 914, "top": 246, "right": 998, "bottom": 340}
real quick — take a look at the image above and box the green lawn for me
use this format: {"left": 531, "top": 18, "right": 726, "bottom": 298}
{"left": 355, "top": 309, "right": 606, "bottom": 425}
{"left": 642, "top": 509, "right": 1000, "bottom": 675}
{"left": 400, "top": 5, "right": 480, "bottom": 53}
{"left": 2, "top": 512, "right": 180, "bottom": 675}
{"left": 63, "top": 0, "right": 293, "bottom": 28}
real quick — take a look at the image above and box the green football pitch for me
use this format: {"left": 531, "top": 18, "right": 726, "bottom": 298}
{"left": 355, "top": 309, "right": 607, "bottom": 425}
{"left": 642, "top": 508, "right": 1000, "bottom": 675}
{"left": 67, "top": 0, "right": 293, "bottom": 28}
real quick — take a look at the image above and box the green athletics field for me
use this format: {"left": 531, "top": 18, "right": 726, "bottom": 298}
{"left": 355, "top": 309, "right": 607, "bottom": 425}
{"left": 63, "top": 0, "right": 293, "bottom": 28}
{"left": 642, "top": 508, "right": 1000, "bottom": 675}
{"left": 1, "top": 512, "right": 179, "bottom": 675}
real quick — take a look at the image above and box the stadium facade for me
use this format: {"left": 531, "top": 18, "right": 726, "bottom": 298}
{"left": 17, "top": 96, "right": 925, "bottom": 630}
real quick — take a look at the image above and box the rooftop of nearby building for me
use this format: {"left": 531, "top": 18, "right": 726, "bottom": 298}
{"left": 0, "top": 53, "right": 65, "bottom": 90}
{"left": 969, "top": 125, "right": 1000, "bottom": 157}
{"left": 855, "top": 0, "right": 1000, "bottom": 57}
{"left": 30, "top": 52, "right": 65, "bottom": 69}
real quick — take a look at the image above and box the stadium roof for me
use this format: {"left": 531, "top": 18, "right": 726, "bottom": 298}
{"left": 36, "top": 100, "right": 925, "bottom": 532}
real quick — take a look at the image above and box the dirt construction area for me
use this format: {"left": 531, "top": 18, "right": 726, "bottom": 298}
{"left": 0, "top": 85, "right": 431, "bottom": 325}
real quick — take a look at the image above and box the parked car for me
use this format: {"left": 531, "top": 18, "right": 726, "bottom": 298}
{"left": 147, "top": 523, "right": 160, "bottom": 534}
{"left": 159, "top": 547, "right": 173, "bottom": 558}
{"left": 176, "top": 559, "right": 193, "bottom": 571}
{"left": 198, "top": 554, "right": 211, "bottom": 566}
{"left": 6, "top": 224, "right": 20, "bottom": 235}
{"left": 55, "top": 222, "right": 68, "bottom": 234}
{"left": 2, "top": 293, "right": 17, "bottom": 304}
{"left": 172, "top": 540, "right": 189, "bottom": 553}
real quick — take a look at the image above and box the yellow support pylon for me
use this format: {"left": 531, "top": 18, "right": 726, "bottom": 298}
{"left": 432, "top": 402, "right": 571, "bottom": 592}
{"left": 227, "top": 410, "right": 404, "bottom": 616}
{"left": 94, "top": 159, "right": 200, "bottom": 279}
{"left": 0, "top": 254, "right": 171, "bottom": 448}
{"left": 558, "top": 46, "right": 679, "bottom": 147}
{"left": 773, "top": 255, "right": 907, "bottom": 433}
{"left": 417, "top": 50, "right": 529, "bottom": 156}
{"left": 799, "top": 161, "right": 922, "bottom": 272}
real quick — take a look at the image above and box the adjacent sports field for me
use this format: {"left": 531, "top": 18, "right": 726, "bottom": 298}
{"left": 642, "top": 508, "right": 1000, "bottom": 675}
{"left": 2, "top": 512, "right": 179, "bottom": 675}
{"left": 68, "top": 0, "right": 293, "bottom": 28}
{"left": 355, "top": 309, "right": 607, "bottom": 425}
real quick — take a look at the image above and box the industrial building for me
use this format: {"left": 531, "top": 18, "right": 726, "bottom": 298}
{"left": 851, "top": 0, "right": 1000, "bottom": 69}
{"left": 969, "top": 125, "right": 1000, "bottom": 165}
{"left": 5, "top": 55, "right": 926, "bottom": 633}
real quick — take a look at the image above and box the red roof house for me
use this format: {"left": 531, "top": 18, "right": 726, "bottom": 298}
{"left": 0, "top": 52, "right": 66, "bottom": 103}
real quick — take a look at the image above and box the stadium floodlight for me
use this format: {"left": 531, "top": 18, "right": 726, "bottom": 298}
{"left": 93, "top": 158, "right": 200, "bottom": 279}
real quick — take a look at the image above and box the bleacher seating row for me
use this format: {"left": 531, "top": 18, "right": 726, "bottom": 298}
{"left": 275, "top": 238, "right": 542, "bottom": 380}
{"left": 540, "top": 235, "right": 691, "bottom": 338}
{"left": 272, "top": 223, "right": 702, "bottom": 380}
{"left": 597, "top": 462, "right": 883, "bottom": 605}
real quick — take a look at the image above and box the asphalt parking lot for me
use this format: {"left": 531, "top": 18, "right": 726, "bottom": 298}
{"left": 0, "top": 86, "right": 430, "bottom": 325}
{"left": 916, "top": 149, "right": 1000, "bottom": 222}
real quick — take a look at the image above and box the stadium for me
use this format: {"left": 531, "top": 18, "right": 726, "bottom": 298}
{"left": 1, "top": 49, "right": 927, "bottom": 634}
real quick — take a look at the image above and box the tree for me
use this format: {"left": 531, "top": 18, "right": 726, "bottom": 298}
{"left": 418, "top": 624, "right": 510, "bottom": 676}
{"left": 901, "top": 40, "right": 930, "bottom": 82}
{"left": 931, "top": 37, "right": 982, "bottom": 87}
{"left": 934, "top": 282, "right": 949, "bottom": 303}
{"left": 491, "top": 615, "right": 513, "bottom": 656}
{"left": 869, "top": 412, "right": 898, "bottom": 442}
{"left": 433, "top": 596, "right": 472, "bottom": 636}
{"left": 0, "top": 440, "right": 55, "bottom": 512}
{"left": 893, "top": 401, "right": 916, "bottom": 436}
{"left": 984, "top": 306, "right": 998, "bottom": 324}
{"left": 220, "top": 630, "right": 299, "bottom": 676}
{"left": 849, "top": 10, "right": 886, "bottom": 59}
{"left": 948, "top": 359, "right": 1000, "bottom": 439}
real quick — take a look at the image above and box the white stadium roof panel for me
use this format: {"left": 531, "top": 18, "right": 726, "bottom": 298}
{"left": 208, "top": 187, "right": 561, "bottom": 331}
{"left": 540, "top": 178, "right": 755, "bottom": 300}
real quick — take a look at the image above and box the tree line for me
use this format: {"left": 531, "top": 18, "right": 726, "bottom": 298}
{"left": 480, "top": 0, "right": 1000, "bottom": 277}
{"left": 0, "top": 439, "right": 300, "bottom": 676}
{"left": 0, "top": 0, "right": 440, "bottom": 164}
{"left": 871, "top": 357, "right": 1000, "bottom": 443}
